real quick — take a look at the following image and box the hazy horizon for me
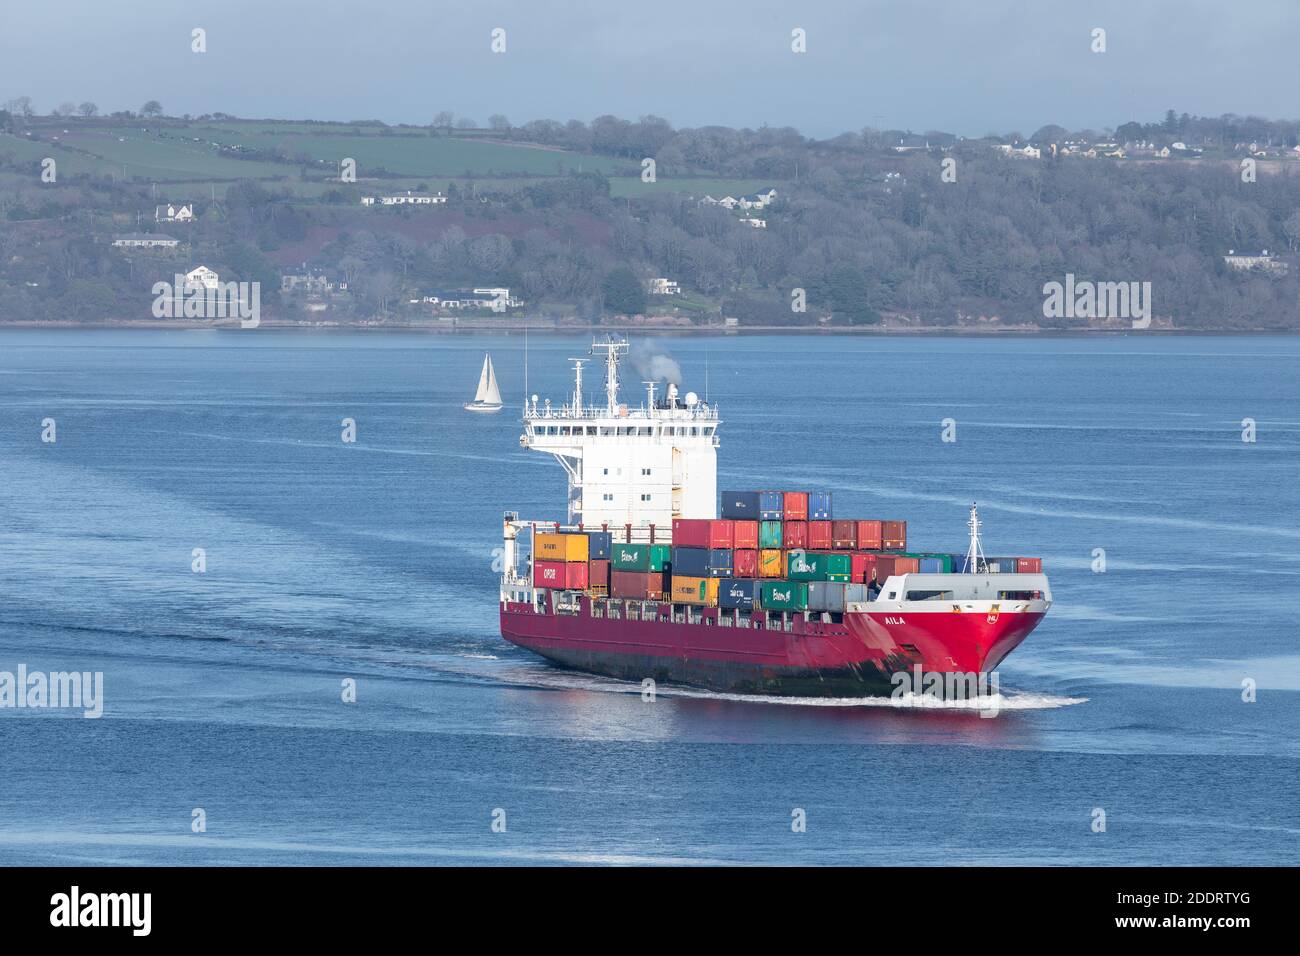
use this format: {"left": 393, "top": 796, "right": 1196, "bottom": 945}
{"left": 2, "top": 0, "right": 1298, "bottom": 138}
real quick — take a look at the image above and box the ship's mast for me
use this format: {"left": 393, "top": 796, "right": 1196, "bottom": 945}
{"left": 569, "top": 359, "right": 585, "bottom": 416}
{"left": 964, "top": 503, "right": 987, "bottom": 573}
{"left": 589, "top": 338, "right": 629, "bottom": 414}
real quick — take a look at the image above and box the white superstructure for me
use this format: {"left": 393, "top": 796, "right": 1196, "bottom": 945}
{"left": 519, "top": 339, "right": 718, "bottom": 534}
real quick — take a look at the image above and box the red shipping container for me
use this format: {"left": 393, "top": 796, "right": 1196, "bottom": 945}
{"left": 881, "top": 520, "right": 907, "bottom": 550}
{"left": 611, "top": 569, "right": 655, "bottom": 598}
{"left": 832, "top": 521, "right": 857, "bottom": 549}
{"left": 851, "top": 552, "right": 879, "bottom": 584}
{"left": 534, "top": 560, "right": 588, "bottom": 589}
{"left": 734, "top": 549, "right": 758, "bottom": 577}
{"left": 732, "top": 520, "right": 759, "bottom": 550}
{"left": 782, "top": 520, "right": 807, "bottom": 549}
{"left": 588, "top": 559, "right": 610, "bottom": 590}
{"left": 855, "top": 520, "right": 883, "bottom": 550}
{"left": 874, "top": 555, "right": 895, "bottom": 579}
{"left": 672, "top": 518, "right": 734, "bottom": 549}
{"left": 808, "top": 520, "right": 832, "bottom": 550}
{"left": 1017, "top": 557, "right": 1042, "bottom": 573}
{"left": 783, "top": 491, "right": 809, "bottom": 521}
{"left": 893, "top": 556, "right": 920, "bottom": 575}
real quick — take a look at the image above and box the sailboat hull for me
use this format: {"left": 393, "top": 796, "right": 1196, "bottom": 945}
{"left": 464, "top": 402, "right": 503, "bottom": 413}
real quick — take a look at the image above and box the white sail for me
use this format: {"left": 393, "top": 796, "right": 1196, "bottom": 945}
{"left": 473, "top": 354, "right": 491, "bottom": 403}
{"left": 482, "top": 355, "right": 502, "bottom": 406}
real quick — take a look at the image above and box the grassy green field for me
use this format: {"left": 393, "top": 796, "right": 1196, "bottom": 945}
{"left": 4, "top": 120, "right": 784, "bottom": 203}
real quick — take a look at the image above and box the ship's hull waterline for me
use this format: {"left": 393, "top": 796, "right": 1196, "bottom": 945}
{"left": 501, "top": 600, "right": 1046, "bottom": 697}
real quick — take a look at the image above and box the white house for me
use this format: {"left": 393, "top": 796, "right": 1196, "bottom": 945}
{"left": 155, "top": 203, "right": 195, "bottom": 223}
{"left": 413, "top": 287, "right": 519, "bottom": 312}
{"left": 739, "top": 217, "right": 767, "bottom": 228}
{"left": 112, "top": 233, "right": 180, "bottom": 249}
{"left": 185, "top": 266, "right": 220, "bottom": 290}
{"left": 648, "top": 278, "right": 681, "bottom": 295}
{"left": 736, "top": 188, "right": 778, "bottom": 210}
{"left": 361, "top": 191, "right": 448, "bottom": 206}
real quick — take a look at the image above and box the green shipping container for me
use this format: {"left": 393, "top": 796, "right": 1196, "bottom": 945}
{"left": 760, "top": 580, "right": 809, "bottom": 611}
{"left": 610, "top": 543, "right": 671, "bottom": 572}
{"left": 759, "top": 520, "right": 783, "bottom": 549}
{"left": 786, "top": 551, "right": 852, "bottom": 582}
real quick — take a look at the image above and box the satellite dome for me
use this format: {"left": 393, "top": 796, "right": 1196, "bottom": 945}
{"left": 684, "top": 391, "right": 698, "bottom": 406}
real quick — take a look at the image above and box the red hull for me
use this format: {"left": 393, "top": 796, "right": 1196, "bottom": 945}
{"left": 500, "top": 598, "right": 1045, "bottom": 696}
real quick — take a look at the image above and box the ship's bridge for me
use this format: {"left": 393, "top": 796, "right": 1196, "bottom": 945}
{"left": 520, "top": 340, "right": 719, "bottom": 531}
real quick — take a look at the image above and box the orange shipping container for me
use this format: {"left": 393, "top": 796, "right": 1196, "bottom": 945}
{"left": 732, "top": 519, "right": 759, "bottom": 550}
{"left": 671, "top": 575, "right": 720, "bottom": 606}
{"left": 855, "top": 520, "right": 883, "bottom": 550}
{"left": 759, "top": 549, "right": 784, "bottom": 578}
{"left": 535, "top": 532, "right": 588, "bottom": 562}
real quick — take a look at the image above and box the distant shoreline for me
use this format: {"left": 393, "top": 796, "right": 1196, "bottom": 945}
{"left": 0, "top": 320, "right": 1294, "bottom": 337}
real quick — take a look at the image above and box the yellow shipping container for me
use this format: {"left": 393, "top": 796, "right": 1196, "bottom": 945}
{"left": 535, "top": 532, "right": 588, "bottom": 562}
{"left": 759, "top": 549, "right": 785, "bottom": 578}
{"left": 671, "top": 575, "right": 720, "bottom": 606}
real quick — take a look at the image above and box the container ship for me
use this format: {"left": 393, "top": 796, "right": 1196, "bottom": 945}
{"left": 499, "top": 340, "right": 1052, "bottom": 697}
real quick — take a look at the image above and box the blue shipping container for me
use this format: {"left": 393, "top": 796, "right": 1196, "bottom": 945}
{"left": 919, "top": 557, "right": 944, "bottom": 573}
{"left": 808, "top": 491, "right": 833, "bottom": 520}
{"left": 720, "top": 491, "right": 760, "bottom": 519}
{"left": 719, "top": 578, "right": 763, "bottom": 610}
{"left": 758, "top": 490, "right": 784, "bottom": 521}
{"left": 671, "top": 547, "right": 734, "bottom": 578}
{"left": 585, "top": 531, "right": 612, "bottom": 561}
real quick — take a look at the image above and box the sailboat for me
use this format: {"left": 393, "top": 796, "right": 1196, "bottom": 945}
{"left": 464, "top": 353, "right": 503, "bottom": 413}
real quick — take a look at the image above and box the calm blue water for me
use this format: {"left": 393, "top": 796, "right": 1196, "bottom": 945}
{"left": 0, "top": 330, "right": 1297, "bottom": 865}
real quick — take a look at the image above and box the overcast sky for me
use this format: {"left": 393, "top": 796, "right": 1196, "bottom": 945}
{"left": 1, "top": 0, "right": 1296, "bottom": 137}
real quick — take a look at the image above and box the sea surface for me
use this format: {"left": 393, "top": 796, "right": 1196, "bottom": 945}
{"left": 0, "top": 329, "right": 1297, "bottom": 866}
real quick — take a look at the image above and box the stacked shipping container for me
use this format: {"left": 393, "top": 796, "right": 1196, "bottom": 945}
{"left": 530, "top": 491, "right": 1042, "bottom": 614}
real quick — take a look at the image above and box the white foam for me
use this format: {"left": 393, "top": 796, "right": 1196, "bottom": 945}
{"left": 656, "top": 687, "right": 1088, "bottom": 710}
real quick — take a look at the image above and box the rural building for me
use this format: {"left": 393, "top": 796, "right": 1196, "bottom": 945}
{"left": 361, "top": 191, "right": 448, "bottom": 206}
{"left": 112, "top": 233, "right": 180, "bottom": 249}
{"left": 281, "top": 268, "right": 347, "bottom": 295}
{"left": 1224, "top": 250, "right": 1289, "bottom": 275}
{"left": 739, "top": 217, "right": 767, "bottom": 228}
{"left": 155, "top": 203, "right": 196, "bottom": 223}
{"left": 648, "top": 278, "right": 681, "bottom": 295}
{"left": 185, "top": 266, "right": 220, "bottom": 290}
{"left": 412, "top": 287, "right": 519, "bottom": 312}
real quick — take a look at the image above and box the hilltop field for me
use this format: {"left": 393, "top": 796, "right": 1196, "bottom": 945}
{"left": 2, "top": 110, "right": 1299, "bottom": 331}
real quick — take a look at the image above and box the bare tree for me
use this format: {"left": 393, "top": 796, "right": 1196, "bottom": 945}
{"left": 77, "top": 101, "right": 99, "bottom": 117}
{"left": 140, "top": 100, "right": 163, "bottom": 118}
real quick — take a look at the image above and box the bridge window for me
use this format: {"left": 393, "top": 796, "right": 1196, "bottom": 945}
{"left": 640, "top": 494, "right": 651, "bottom": 502}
